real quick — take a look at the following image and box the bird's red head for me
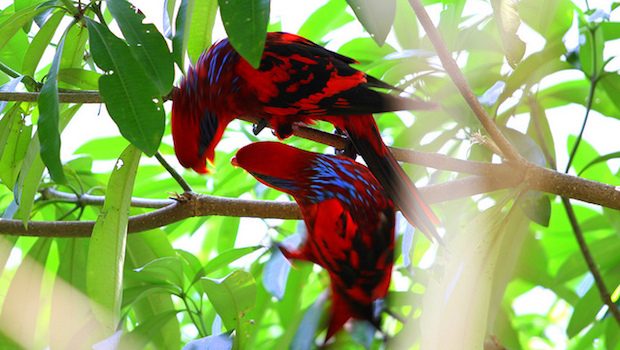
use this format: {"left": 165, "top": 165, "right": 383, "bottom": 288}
{"left": 232, "top": 142, "right": 314, "bottom": 194}
{"left": 171, "top": 71, "right": 230, "bottom": 174}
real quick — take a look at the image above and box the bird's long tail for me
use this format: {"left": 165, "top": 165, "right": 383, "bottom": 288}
{"left": 345, "top": 117, "right": 441, "bottom": 241}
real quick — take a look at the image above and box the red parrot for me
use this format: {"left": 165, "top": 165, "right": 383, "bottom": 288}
{"left": 172, "top": 32, "right": 440, "bottom": 240}
{"left": 232, "top": 141, "right": 395, "bottom": 341}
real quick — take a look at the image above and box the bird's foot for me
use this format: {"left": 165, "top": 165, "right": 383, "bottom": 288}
{"left": 333, "top": 128, "right": 358, "bottom": 159}
{"left": 253, "top": 118, "right": 268, "bottom": 135}
{"left": 170, "top": 191, "right": 195, "bottom": 202}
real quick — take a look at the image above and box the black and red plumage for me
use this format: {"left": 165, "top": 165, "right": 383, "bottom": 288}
{"left": 172, "top": 32, "right": 440, "bottom": 239}
{"left": 232, "top": 141, "right": 395, "bottom": 341}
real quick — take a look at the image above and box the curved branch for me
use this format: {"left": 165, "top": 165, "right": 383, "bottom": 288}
{"left": 408, "top": 0, "right": 524, "bottom": 163}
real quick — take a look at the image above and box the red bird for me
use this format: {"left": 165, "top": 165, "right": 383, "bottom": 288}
{"left": 232, "top": 141, "right": 395, "bottom": 341}
{"left": 172, "top": 32, "right": 440, "bottom": 239}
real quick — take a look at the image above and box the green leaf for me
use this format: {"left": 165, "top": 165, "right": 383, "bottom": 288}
{"left": 0, "top": 4, "right": 52, "bottom": 52}
{"left": 490, "top": 0, "right": 525, "bottom": 68}
{"left": 192, "top": 246, "right": 263, "bottom": 285}
{"left": 119, "top": 310, "right": 179, "bottom": 349}
{"left": 133, "top": 256, "right": 185, "bottom": 288}
{"left": 346, "top": 0, "right": 396, "bottom": 46}
{"left": 202, "top": 270, "right": 256, "bottom": 348}
{"left": 298, "top": 0, "right": 354, "bottom": 41}
{"left": 538, "top": 79, "right": 620, "bottom": 120}
{"left": 21, "top": 10, "right": 63, "bottom": 76}
{"left": 518, "top": 0, "right": 573, "bottom": 40}
{"left": 218, "top": 0, "right": 270, "bottom": 68}
{"left": 393, "top": 0, "right": 419, "bottom": 49}
{"left": 338, "top": 38, "right": 396, "bottom": 63}
{"left": 567, "top": 267, "right": 620, "bottom": 337}
{"left": 519, "top": 190, "right": 551, "bottom": 226}
{"left": 578, "top": 26, "right": 604, "bottom": 78}
{"left": 37, "top": 28, "right": 68, "bottom": 183}
{"left": 555, "top": 235, "right": 620, "bottom": 283}
{"left": 58, "top": 68, "right": 100, "bottom": 90}
{"left": 86, "top": 18, "right": 164, "bottom": 156}
{"left": 125, "top": 231, "right": 181, "bottom": 350}
{"left": 12, "top": 105, "right": 80, "bottom": 223}
{"left": 601, "top": 21, "right": 620, "bottom": 41}
{"left": 501, "top": 126, "right": 546, "bottom": 166}
{"left": 74, "top": 136, "right": 130, "bottom": 159}
{"left": 578, "top": 151, "right": 620, "bottom": 176}
{"left": 59, "top": 20, "right": 88, "bottom": 69}
{"left": 187, "top": 0, "right": 218, "bottom": 63}
{"left": 498, "top": 40, "right": 568, "bottom": 106}
{"left": 86, "top": 144, "right": 141, "bottom": 332}
{"left": 0, "top": 105, "right": 32, "bottom": 188}
{"left": 527, "top": 96, "right": 556, "bottom": 167}
{"left": 107, "top": 0, "right": 174, "bottom": 96}
{"left": 172, "top": 0, "right": 192, "bottom": 68}
{"left": 599, "top": 73, "right": 620, "bottom": 115}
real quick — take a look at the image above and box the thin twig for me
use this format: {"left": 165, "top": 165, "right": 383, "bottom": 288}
{"left": 40, "top": 188, "right": 172, "bottom": 208}
{"left": 556, "top": 35, "right": 620, "bottom": 324}
{"left": 408, "top": 0, "right": 524, "bottom": 163}
{"left": 561, "top": 197, "right": 620, "bottom": 325}
{"left": 155, "top": 152, "right": 193, "bottom": 192}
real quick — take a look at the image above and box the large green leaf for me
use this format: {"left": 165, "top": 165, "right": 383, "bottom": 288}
{"left": 518, "top": 0, "right": 573, "bottom": 40}
{"left": 218, "top": 0, "right": 270, "bottom": 68}
{"left": 202, "top": 270, "right": 256, "bottom": 349}
{"left": 346, "top": 0, "right": 396, "bottom": 46}
{"left": 86, "top": 18, "right": 164, "bottom": 156}
{"left": 21, "top": 10, "right": 64, "bottom": 76}
{"left": 187, "top": 0, "right": 218, "bottom": 63}
{"left": 107, "top": 0, "right": 174, "bottom": 95}
{"left": 86, "top": 144, "right": 141, "bottom": 332}
{"left": 37, "top": 29, "right": 68, "bottom": 183}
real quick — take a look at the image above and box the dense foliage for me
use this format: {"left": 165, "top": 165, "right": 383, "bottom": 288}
{"left": 0, "top": 0, "right": 618, "bottom": 349}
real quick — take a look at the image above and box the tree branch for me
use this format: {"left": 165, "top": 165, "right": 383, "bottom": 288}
{"left": 562, "top": 197, "right": 620, "bottom": 325}
{"left": 4, "top": 163, "right": 620, "bottom": 237}
{"left": 408, "top": 0, "right": 525, "bottom": 163}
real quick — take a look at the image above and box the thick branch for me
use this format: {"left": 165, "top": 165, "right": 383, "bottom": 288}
{"left": 408, "top": 0, "right": 524, "bottom": 163}
{"left": 4, "top": 163, "right": 620, "bottom": 237}
{"left": 0, "top": 177, "right": 510, "bottom": 237}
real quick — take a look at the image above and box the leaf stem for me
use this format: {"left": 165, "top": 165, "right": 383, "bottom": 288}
{"left": 0, "top": 62, "right": 21, "bottom": 79}
{"left": 155, "top": 152, "right": 192, "bottom": 193}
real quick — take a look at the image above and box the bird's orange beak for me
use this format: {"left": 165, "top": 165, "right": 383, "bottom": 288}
{"left": 230, "top": 156, "right": 239, "bottom": 167}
